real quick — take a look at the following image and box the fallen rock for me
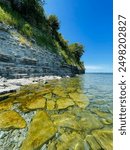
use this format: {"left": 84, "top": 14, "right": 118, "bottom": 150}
{"left": 0, "top": 110, "right": 26, "bottom": 129}
{"left": 21, "top": 111, "right": 57, "bottom": 150}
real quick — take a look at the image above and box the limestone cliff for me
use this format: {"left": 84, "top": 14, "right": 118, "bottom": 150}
{"left": 0, "top": 23, "right": 84, "bottom": 78}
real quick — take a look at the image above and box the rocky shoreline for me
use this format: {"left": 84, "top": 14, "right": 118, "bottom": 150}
{"left": 0, "top": 76, "right": 62, "bottom": 95}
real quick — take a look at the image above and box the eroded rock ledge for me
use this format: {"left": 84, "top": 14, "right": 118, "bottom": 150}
{"left": 0, "top": 23, "right": 84, "bottom": 79}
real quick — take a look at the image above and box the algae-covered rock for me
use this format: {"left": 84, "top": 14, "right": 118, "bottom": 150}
{"left": 78, "top": 111, "right": 103, "bottom": 132}
{"left": 85, "top": 135, "right": 101, "bottom": 150}
{"left": 69, "top": 93, "right": 89, "bottom": 108}
{"left": 92, "top": 129, "right": 113, "bottom": 150}
{"left": 47, "top": 100, "right": 55, "bottom": 110}
{"left": 51, "top": 113, "right": 81, "bottom": 130}
{"left": 0, "top": 101, "right": 12, "bottom": 112}
{"left": 56, "top": 132, "right": 89, "bottom": 150}
{"left": 57, "top": 98, "right": 75, "bottom": 110}
{"left": 21, "top": 111, "right": 57, "bottom": 150}
{"left": 20, "top": 97, "right": 46, "bottom": 111}
{"left": 53, "top": 86, "right": 67, "bottom": 97}
{"left": 43, "top": 93, "right": 52, "bottom": 100}
{"left": 90, "top": 108, "right": 111, "bottom": 118}
{"left": 0, "top": 110, "right": 26, "bottom": 129}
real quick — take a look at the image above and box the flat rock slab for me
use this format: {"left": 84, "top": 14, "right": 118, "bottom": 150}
{"left": 21, "top": 111, "right": 57, "bottom": 150}
{"left": 56, "top": 132, "right": 89, "bottom": 150}
{"left": 47, "top": 100, "right": 55, "bottom": 110}
{"left": 86, "top": 135, "right": 101, "bottom": 150}
{"left": 53, "top": 86, "right": 67, "bottom": 98}
{"left": 51, "top": 113, "right": 81, "bottom": 130}
{"left": 57, "top": 98, "right": 75, "bottom": 110}
{"left": 20, "top": 97, "right": 46, "bottom": 112}
{"left": 0, "top": 100, "right": 12, "bottom": 112}
{"left": 92, "top": 129, "right": 113, "bottom": 150}
{"left": 78, "top": 111, "right": 103, "bottom": 132}
{"left": 0, "top": 110, "right": 26, "bottom": 129}
{"left": 69, "top": 93, "right": 89, "bottom": 108}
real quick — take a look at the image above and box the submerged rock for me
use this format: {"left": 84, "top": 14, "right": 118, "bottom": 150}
{"left": 92, "top": 129, "right": 113, "bottom": 150}
{"left": 85, "top": 135, "right": 101, "bottom": 150}
{"left": 56, "top": 98, "right": 75, "bottom": 110}
{"left": 69, "top": 93, "right": 89, "bottom": 108}
{"left": 51, "top": 112, "right": 81, "bottom": 130}
{"left": 78, "top": 111, "right": 103, "bottom": 132}
{"left": 56, "top": 132, "right": 89, "bottom": 150}
{"left": 19, "top": 96, "right": 46, "bottom": 112}
{"left": 0, "top": 110, "right": 26, "bottom": 129}
{"left": 0, "top": 100, "right": 12, "bottom": 112}
{"left": 47, "top": 100, "right": 55, "bottom": 110}
{"left": 53, "top": 86, "right": 67, "bottom": 98}
{"left": 21, "top": 111, "right": 57, "bottom": 150}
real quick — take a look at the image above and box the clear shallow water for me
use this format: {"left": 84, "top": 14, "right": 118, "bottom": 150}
{"left": 78, "top": 73, "right": 113, "bottom": 101}
{"left": 0, "top": 73, "right": 113, "bottom": 149}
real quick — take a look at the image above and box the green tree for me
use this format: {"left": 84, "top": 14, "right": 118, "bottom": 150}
{"left": 69, "top": 43, "right": 84, "bottom": 62}
{"left": 48, "top": 15, "right": 60, "bottom": 31}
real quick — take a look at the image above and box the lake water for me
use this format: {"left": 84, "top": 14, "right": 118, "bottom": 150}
{"left": 0, "top": 73, "right": 113, "bottom": 150}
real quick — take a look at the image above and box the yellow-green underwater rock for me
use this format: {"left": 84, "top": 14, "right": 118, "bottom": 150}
{"left": 43, "top": 93, "right": 52, "bottom": 100}
{"left": 0, "top": 110, "right": 26, "bottom": 129}
{"left": 0, "top": 101, "right": 13, "bottom": 112}
{"left": 85, "top": 135, "right": 101, "bottom": 150}
{"left": 57, "top": 98, "right": 75, "bottom": 110}
{"left": 21, "top": 111, "right": 57, "bottom": 150}
{"left": 51, "top": 113, "right": 81, "bottom": 130}
{"left": 69, "top": 93, "right": 89, "bottom": 108}
{"left": 56, "top": 132, "right": 89, "bottom": 150}
{"left": 47, "top": 100, "right": 55, "bottom": 110}
{"left": 90, "top": 108, "right": 111, "bottom": 118}
{"left": 92, "top": 129, "right": 113, "bottom": 150}
{"left": 19, "top": 97, "right": 46, "bottom": 112}
{"left": 53, "top": 86, "right": 67, "bottom": 97}
{"left": 78, "top": 111, "right": 103, "bottom": 131}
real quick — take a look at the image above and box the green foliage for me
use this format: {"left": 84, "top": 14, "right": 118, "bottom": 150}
{"left": 69, "top": 43, "right": 84, "bottom": 62}
{"left": 48, "top": 15, "right": 60, "bottom": 31}
{"left": 10, "top": 0, "right": 46, "bottom": 26}
{"left": 21, "top": 23, "right": 33, "bottom": 37}
{"left": 0, "top": 0, "right": 85, "bottom": 70}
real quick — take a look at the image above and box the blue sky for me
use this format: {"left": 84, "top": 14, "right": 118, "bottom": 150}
{"left": 44, "top": 0, "right": 113, "bottom": 73}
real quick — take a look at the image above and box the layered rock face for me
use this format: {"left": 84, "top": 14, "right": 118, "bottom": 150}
{"left": 0, "top": 23, "right": 84, "bottom": 79}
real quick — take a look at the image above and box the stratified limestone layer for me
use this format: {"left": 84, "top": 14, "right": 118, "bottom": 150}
{"left": 57, "top": 98, "right": 75, "bottom": 110}
{"left": 56, "top": 132, "right": 89, "bottom": 150}
{"left": 92, "top": 129, "right": 113, "bottom": 150}
{"left": 21, "top": 111, "right": 57, "bottom": 150}
{"left": 85, "top": 135, "right": 101, "bottom": 150}
{"left": 0, "top": 110, "right": 26, "bottom": 129}
{"left": 51, "top": 112, "right": 81, "bottom": 130}
{"left": 69, "top": 93, "right": 89, "bottom": 108}
{"left": 19, "top": 97, "right": 46, "bottom": 112}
